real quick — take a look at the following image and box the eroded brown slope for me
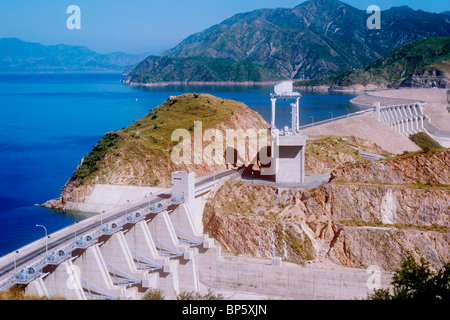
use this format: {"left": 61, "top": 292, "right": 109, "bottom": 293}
{"left": 203, "top": 150, "right": 450, "bottom": 271}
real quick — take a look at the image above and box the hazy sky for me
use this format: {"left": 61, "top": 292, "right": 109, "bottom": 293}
{"left": 0, "top": 0, "right": 448, "bottom": 54}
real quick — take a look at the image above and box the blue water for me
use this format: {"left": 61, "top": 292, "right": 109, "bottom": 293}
{"left": 0, "top": 73, "right": 357, "bottom": 257}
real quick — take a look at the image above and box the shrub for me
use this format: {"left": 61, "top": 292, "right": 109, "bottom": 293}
{"left": 176, "top": 289, "right": 224, "bottom": 300}
{"left": 72, "top": 132, "right": 119, "bottom": 180}
{"left": 409, "top": 132, "right": 443, "bottom": 152}
{"left": 367, "top": 256, "right": 450, "bottom": 300}
{"left": 142, "top": 288, "right": 165, "bottom": 300}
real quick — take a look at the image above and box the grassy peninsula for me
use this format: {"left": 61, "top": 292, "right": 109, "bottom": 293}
{"left": 54, "top": 94, "right": 268, "bottom": 208}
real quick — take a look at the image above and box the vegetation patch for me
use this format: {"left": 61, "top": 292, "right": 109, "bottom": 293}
{"left": 409, "top": 132, "right": 443, "bottom": 152}
{"left": 65, "top": 93, "right": 266, "bottom": 189}
{"left": 367, "top": 256, "right": 450, "bottom": 300}
{"left": 338, "top": 220, "right": 449, "bottom": 233}
{"left": 72, "top": 132, "right": 120, "bottom": 181}
{"left": 125, "top": 55, "right": 281, "bottom": 84}
{"left": 0, "top": 285, "right": 65, "bottom": 300}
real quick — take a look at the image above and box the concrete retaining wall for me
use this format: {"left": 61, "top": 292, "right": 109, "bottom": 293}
{"left": 199, "top": 258, "right": 392, "bottom": 300}
{"left": 424, "top": 119, "right": 450, "bottom": 138}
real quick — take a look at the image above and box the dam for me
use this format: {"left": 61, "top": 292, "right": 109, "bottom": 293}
{"left": 0, "top": 169, "right": 392, "bottom": 300}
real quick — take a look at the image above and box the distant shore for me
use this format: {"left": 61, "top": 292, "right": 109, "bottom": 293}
{"left": 124, "top": 80, "right": 281, "bottom": 87}
{"left": 127, "top": 81, "right": 375, "bottom": 90}
{"left": 294, "top": 83, "right": 385, "bottom": 93}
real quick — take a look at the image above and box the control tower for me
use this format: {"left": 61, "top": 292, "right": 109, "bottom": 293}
{"left": 266, "top": 82, "right": 307, "bottom": 184}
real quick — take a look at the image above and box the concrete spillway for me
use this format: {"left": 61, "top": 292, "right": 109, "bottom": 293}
{"left": 373, "top": 102, "right": 429, "bottom": 136}
{"left": 25, "top": 201, "right": 217, "bottom": 300}
{"left": 21, "top": 186, "right": 391, "bottom": 300}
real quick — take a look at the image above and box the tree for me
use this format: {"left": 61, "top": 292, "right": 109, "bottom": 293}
{"left": 368, "top": 256, "right": 450, "bottom": 300}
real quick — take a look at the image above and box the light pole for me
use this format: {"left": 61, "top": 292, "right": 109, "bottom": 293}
{"left": 36, "top": 224, "right": 48, "bottom": 256}
{"left": 74, "top": 221, "right": 78, "bottom": 238}
{"left": 14, "top": 250, "right": 19, "bottom": 273}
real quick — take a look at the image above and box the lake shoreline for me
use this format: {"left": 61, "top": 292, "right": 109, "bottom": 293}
{"left": 125, "top": 80, "right": 282, "bottom": 87}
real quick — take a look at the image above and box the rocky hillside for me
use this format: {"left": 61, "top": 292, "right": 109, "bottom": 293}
{"left": 203, "top": 149, "right": 450, "bottom": 272}
{"left": 400, "top": 66, "right": 450, "bottom": 88}
{"left": 46, "top": 94, "right": 268, "bottom": 210}
{"left": 304, "top": 135, "right": 390, "bottom": 174}
{"left": 162, "top": 0, "right": 450, "bottom": 80}
{"left": 330, "top": 149, "right": 450, "bottom": 185}
{"left": 295, "top": 37, "right": 450, "bottom": 89}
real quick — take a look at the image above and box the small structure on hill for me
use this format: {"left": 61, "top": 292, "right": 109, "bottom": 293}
{"left": 265, "top": 81, "right": 307, "bottom": 183}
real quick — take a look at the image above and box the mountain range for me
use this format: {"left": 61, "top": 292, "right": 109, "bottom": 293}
{"left": 156, "top": 0, "right": 450, "bottom": 81}
{"left": 0, "top": 38, "right": 145, "bottom": 73}
{"left": 2, "top": 0, "right": 450, "bottom": 83}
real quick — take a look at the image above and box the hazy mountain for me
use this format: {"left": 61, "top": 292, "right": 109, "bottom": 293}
{"left": 294, "top": 37, "right": 450, "bottom": 88}
{"left": 122, "top": 55, "right": 282, "bottom": 84}
{"left": 162, "top": 0, "right": 450, "bottom": 80}
{"left": 0, "top": 38, "right": 146, "bottom": 73}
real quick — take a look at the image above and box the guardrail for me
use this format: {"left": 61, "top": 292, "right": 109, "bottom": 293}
{"left": 299, "top": 109, "right": 372, "bottom": 131}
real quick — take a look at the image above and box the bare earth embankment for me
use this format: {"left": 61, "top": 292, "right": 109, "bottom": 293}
{"left": 301, "top": 88, "right": 450, "bottom": 154}
{"left": 300, "top": 114, "right": 420, "bottom": 155}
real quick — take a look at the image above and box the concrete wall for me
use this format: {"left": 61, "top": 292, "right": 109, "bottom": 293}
{"left": 424, "top": 119, "right": 450, "bottom": 138}
{"left": 275, "top": 145, "right": 305, "bottom": 184}
{"left": 200, "top": 257, "right": 392, "bottom": 300}
{"left": 64, "top": 184, "right": 165, "bottom": 213}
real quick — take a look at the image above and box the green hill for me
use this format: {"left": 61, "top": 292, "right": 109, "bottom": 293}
{"left": 122, "top": 56, "right": 281, "bottom": 84}
{"left": 45, "top": 94, "right": 269, "bottom": 211}
{"left": 294, "top": 37, "right": 450, "bottom": 88}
